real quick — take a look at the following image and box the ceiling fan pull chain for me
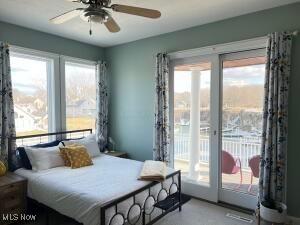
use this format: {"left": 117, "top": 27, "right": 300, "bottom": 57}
{"left": 89, "top": 18, "right": 92, "bottom": 35}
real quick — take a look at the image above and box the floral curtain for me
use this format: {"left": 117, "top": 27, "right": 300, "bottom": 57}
{"left": 96, "top": 61, "right": 108, "bottom": 151}
{"left": 153, "top": 53, "right": 170, "bottom": 165}
{"left": 259, "top": 32, "right": 292, "bottom": 204}
{"left": 0, "top": 42, "right": 16, "bottom": 169}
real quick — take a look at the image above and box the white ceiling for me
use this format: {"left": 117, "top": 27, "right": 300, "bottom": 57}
{"left": 0, "top": 0, "right": 298, "bottom": 47}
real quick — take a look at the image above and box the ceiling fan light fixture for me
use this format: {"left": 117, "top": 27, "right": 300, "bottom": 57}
{"left": 80, "top": 9, "right": 110, "bottom": 23}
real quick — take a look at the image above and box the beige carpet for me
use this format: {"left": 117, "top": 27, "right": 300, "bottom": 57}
{"left": 24, "top": 198, "right": 260, "bottom": 225}
{"left": 156, "top": 199, "right": 256, "bottom": 225}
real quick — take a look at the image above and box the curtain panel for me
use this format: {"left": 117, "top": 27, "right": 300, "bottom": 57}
{"left": 96, "top": 61, "right": 108, "bottom": 151}
{"left": 259, "top": 32, "right": 292, "bottom": 204}
{"left": 153, "top": 53, "right": 170, "bottom": 165}
{"left": 0, "top": 42, "right": 16, "bottom": 169}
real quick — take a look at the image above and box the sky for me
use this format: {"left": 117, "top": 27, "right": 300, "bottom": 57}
{"left": 11, "top": 56, "right": 47, "bottom": 95}
{"left": 175, "top": 64, "right": 265, "bottom": 93}
{"left": 11, "top": 55, "right": 265, "bottom": 96}
{"left": 10, "top": 56, "right": 96, "bottom": 96}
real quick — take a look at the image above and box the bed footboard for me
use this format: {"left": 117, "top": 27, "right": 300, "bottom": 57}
{"left": 100, "top": 170, "right": 181, "bottom": 225}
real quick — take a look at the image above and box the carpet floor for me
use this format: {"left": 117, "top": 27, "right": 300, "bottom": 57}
{"left": 22, "top": 198, "right": 262, "bottom": 225}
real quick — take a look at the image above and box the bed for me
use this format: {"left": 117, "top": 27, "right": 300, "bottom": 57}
{"left": 8, "top": 129, "right": 182, "bottom": 225}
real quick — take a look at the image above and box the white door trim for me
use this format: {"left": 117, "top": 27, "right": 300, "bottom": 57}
{"left": 169, "top": 36, "right": 267, "bottom": 60}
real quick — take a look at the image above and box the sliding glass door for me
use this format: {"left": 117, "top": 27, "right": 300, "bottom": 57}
{"left": 219, "top": 49, "right": 265, "bottom": 208}
{"left": 170, "top": 46, "right": 266, "bottom": 209}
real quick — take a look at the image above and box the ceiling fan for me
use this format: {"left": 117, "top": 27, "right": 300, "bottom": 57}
{"left": 49, "top": 0, "right": 161, "bottom": 34}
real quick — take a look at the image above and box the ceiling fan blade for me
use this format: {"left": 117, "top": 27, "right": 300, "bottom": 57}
{"left": 66, "top": 0, "right": 81, "bottom": 2}
{"left": 104, "top": 17, "right": 120, "bottom": 33}
{"left": 50, "top": 8, "right": 83, "bottom": 24}
{"left": 111, "top": 4, "right": 161, "bottom": 19}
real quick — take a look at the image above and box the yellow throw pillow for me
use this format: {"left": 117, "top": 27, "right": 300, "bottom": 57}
{"left": 0, "top": 161, "right": 7, "bottom": 176}
{"left": 65, "top": 145, "right": 93, "bottom": 169}
{"left": 59, "top": 144, "right": 84, "bottom": 167}
{"left": 59, "top": 148, "right": 71, "bottom": 167}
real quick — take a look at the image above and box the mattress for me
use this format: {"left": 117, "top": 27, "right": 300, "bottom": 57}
{"left": 15, "top": 155, "right": 176, "bottom": 225}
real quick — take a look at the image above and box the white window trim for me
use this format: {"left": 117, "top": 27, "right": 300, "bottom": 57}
{"left": 10, "top": 45, "right": 97, "bottom": 134}
{"left": 62, "top": 55, "right": 97, "bottom": 67}
{"left": 10, "top": 45, "right": 60, "bottom": 60}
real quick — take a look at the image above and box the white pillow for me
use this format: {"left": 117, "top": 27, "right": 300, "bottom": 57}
{"left": 62, "top": 134, "right": 101, "bottom": 158}
{"left": 25, "top": 145, "right": 64, "bottom": 171}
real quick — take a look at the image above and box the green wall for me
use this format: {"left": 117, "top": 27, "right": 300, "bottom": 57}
{"left": 0, "top": 21, "right": 104, "bottom": 60}
{"left": 105, "top": 3, "right": 300, "bottom": 217}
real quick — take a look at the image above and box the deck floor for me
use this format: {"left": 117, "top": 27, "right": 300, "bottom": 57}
{"left": 175, "top": 159, "right": 258, "bottom": 196}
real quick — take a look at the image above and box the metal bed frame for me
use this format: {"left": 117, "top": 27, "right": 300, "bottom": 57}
{"left": 8, "top": 129, "right": 182, "bottom": 225}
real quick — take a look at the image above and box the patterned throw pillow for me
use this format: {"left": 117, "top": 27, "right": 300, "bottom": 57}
{"left": 59, "top": 148, "right": 71, "bottom": 167}
{"left": 64, "top": 145, "right": 93, "bottom": 169}
{"left": 59, "top": 144, "right": 83, "bottom": 167}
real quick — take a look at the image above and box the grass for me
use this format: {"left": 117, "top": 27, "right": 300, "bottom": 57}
{"left": 66, "top": 117, "right": 95, "bottom": 131}
{"left": 16, "top": 130, "right": 47, "bottom": 137}
{"left": 15, "top": 117, "right": 95, "bottom": 137}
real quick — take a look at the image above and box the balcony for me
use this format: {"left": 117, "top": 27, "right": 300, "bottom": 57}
{"left": 174, "top": 135, "right": 260, "bottom": 195}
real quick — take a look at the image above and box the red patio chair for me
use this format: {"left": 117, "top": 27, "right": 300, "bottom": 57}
{"left": 248, "top": 155, "right": 260, "bottom": 192}
{"left": 222, "top": 150, "right": 243, "bottom": 188}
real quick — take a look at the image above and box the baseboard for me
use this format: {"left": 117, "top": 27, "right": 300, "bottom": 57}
{"left": 288, "top": 215, "right": 300, "bottom": 225}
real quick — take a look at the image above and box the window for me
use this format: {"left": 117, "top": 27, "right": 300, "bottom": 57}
{"left": 10, "top": 52, "right": 53, "bottom": 136}
{"left": 65, "top": 61, "right": 97, "bottom": 131}
{"left": 10, "top": 47, "right": 98, "bottom": 137}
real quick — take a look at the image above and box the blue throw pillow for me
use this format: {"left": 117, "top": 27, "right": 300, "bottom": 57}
{"left": 33, "top": 140, "right": 61, "bottom": 148}
{"left": 17, "top": 147, "right": 32, "bottom": 170}
{"left": 17, "top": 140, "right": 61, "bottom": 170}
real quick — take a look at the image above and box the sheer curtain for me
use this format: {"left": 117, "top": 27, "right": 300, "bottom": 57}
{"left": 0, "top": 42, "right": 16, "bottom": 169}
{"left": 153, "top": 53, "right": 171, "bottom": 166}
{"left": 96, "top": 61, "right": 108, "bottom": 151}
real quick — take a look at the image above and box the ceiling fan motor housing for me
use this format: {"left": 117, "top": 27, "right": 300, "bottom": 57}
{"left": 80, "top": 0, "right": 111, "bottom": 7}
{"left": 80, "top": 7, "right": 110, "bottom": 23}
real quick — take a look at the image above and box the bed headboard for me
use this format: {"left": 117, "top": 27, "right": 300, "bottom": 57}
{"left": 8, "top": 129, "right": 93, "bottom": 172}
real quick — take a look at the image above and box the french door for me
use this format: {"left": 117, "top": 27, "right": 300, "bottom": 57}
{"left": 170, "top": 42, "right": 266, "bottom": 209}
{"left": 170, "top": 54, "right": 220, "bottom": 202}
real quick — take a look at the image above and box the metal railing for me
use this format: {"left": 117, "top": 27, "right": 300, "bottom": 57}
{"left": 174, "top": 135, "right": 261, "bottom": 170}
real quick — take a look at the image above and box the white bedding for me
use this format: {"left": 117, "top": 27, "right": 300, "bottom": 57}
{"left": 15, "top": 155, "right": 175, "bottom": 225}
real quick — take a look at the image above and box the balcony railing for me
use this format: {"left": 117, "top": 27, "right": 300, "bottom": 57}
{"left": 174, "top": 135, "right": 261, "bottom": 170}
